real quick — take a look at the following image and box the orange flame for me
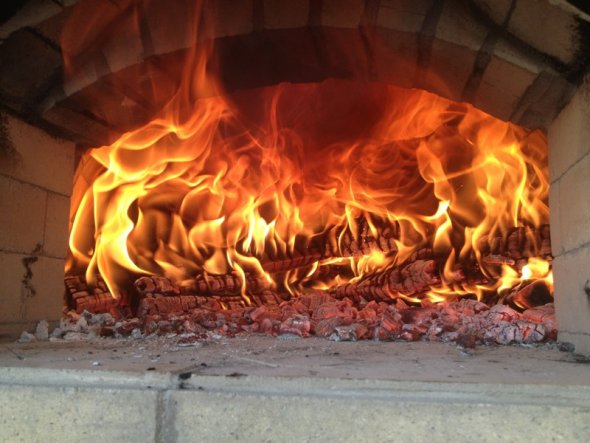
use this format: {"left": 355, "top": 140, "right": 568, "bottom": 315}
{"left": 65, "top": 2, "right": 551, "bottom": 305}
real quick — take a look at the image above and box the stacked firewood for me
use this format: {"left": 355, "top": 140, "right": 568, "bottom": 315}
{"left": 330, "top": 225, "right": 552, "bottom": 304}
{"left": 63, "top": 223, "right": 554, "bottom": 347}
{"left": 132, "top": 274, "right": 285, "bottom": 316}
{"left": 64, "top": 275, "right": 121, "bottom": 314}
{"left": 65, "top": 218, "right": 402, "bottom": 314}
{"left": 61, "top": 285, "right": 556, "bottom": 347}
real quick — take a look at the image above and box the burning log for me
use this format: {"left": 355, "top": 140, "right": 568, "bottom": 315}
{"left": 65, "top": 272, "right": 286, "bottom": 319}
{"left": 65, "top": 222, "right": 552, "bottom": 326}
{"left": 328, "top": 224, "right": 552, "bottom": 304}
{"left": 279, "top": 315, "right": 311, "bottom": 337}
{"left": 481, "top": 255, "right": 515, "bottom": 266}
{"left": 72, "top": 293, "right": 119, "bottom": 315}
{"left": 62, "top": 275, "right": 556, "bottom": 349}
{"left": 134, "top": 276, "right": 180, "bottom": 296}
{"left": 329, "top": 323, "right": 370, "bottom": 341}
{"left": 259, "top": 218, "right": 400, "bottom": 273}
{"left": 66, "top": 223, "right": 552, "bottom": 314}
{"left": 261, "top": 253, "right": 323, "bottom": 273}
{"left": 134, "top": 273, "right": 278, "bottom": 300}
{"left": 64, "top": 275, "right": 121, "bottom": 314}
{"left": 62, "top": 218, "right": 554, "bottom": 347}
{"left": 137, "top": 295, "right": 203, "bottom": 317}
{"left": 502, "top": 280, "right": 553, "bottom": 310}
{"left": 180, "top": 272, "right": 273, "bottom": 296}
{"left": 135, "top": 291, "right": 284, "bottom": 317}
{"left": 477, "top": 225, "right": 552, "bottom": 260}
{"left": 483, "top": 320, "right": 546, "bottom": 345}
{"left": 260, "top": 223, "right": 550, "bottom": 277}
{"left": 323, "top": 218, "right": 400, "bottom": 257}
{"left": 330, "top": 252, "right": 441, "bottom": 303}
{"left": 522, "top": 303, "right": 557, "bottom": 339}
{"left": 248, "top": 290, "right": 286, "bottom": 307}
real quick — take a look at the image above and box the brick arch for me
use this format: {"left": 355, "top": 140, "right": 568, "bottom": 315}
{"left": 0, "top": 0, "right": 581, "bottom": 145}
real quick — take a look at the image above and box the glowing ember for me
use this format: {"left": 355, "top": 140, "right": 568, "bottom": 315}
{"left": 64, "top": 2, "right": 551, "bottom": 310}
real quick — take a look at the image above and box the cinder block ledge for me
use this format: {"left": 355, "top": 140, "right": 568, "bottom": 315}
{"left": 0, "top": 340, "right": 590, "bottom": 443}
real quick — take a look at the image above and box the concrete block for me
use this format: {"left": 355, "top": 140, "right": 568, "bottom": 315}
{"left": 322, "top": 0, "right": 365, "bottom": 28}
{"left": 317, "top": 28, "right": 372, "bottom": 81}
{"left": 555, "top": 152, "right": 590, "bottom": 252}
{"left": 264, "top": 0, "right": 309, "bottom": 29}
{"left": 0, "top": 29, "right": 61, "bottom": 110}
{"left": 170, "top": 377, "right": 590, "bottom": 442}
{"left": 23, "top": 255, "right": 65, "bottom": 322}
{"left": 42, "top": 104, "right": 116, "bottom": 147}
{"left": 554, "top": 245, "right": 590, "bottom": 354}
{"left": 0, "top": 0, "right": 62, "bottom": 39}
{"left": 377, "top": 0, "right": 432, "bottom": 33}
{"left": 517, "top": 74, "right": 576, "bottom": 130}
{"left": 436, "top": 0, "right": 487, "bottom": 51}
{"left": 0, "top": 384, "right": 158, "bottom": 443}
{"left": 213, "top": 0, "right": 254, "bottom": 37}
{"left": 0, "top": 175, "right": 46, "bottom": 254}
{"left": 373, "top": 28, "right": 418, "bottom": 90}
{"left": 62, "top": 78, "right": 150, "bottom": 135}
{"left": 0, "top": 251, "right": 26, "bottom": 324}
{"left": 472, "top": 0, "right": 513, "bottom": 25}
{"left": 508, "top": 0, "right": 578, "bottom": 65}
{"left": 33, "top": 8, "right": 69, "bottom": 46}
{"left": 62, "top": 61, "right": 101, "bottom": 97}
{"left": 144, "top": 0, "right": 196, "bottom": 55}
{"left": 0, "top": 251, "right": 64, "bottom": 325}
{"left": 473, "top": 57, "right": 536, "bottom": 121}
{"left": 145, "top": 0, "right": 256, "bottom": 53}
{"left": 548, "top": 179, "right": 563, "bottom": 256}
{"left": 44, "top": 192, "right": 70, "bottom": 259}
{"left": 559, "top": 331, "right": 590, "bottom": 356}
{"left": 423, "top": 40, "right": 477, "bottom": 103}
{"left": 102, "top": 15, "right": 144, "bottom": 73}
{"left": 492, "top": 39, "right": 543, "bottom": 75}
{"left": 0, "top": 113, "right": 74, "bottom": 196}
{"left": 548, "top": 83, "right": 590, "bottom": 182}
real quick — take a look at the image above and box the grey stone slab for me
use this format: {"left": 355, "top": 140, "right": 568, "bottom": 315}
{"left": 554, "top": 244, "right": 590, "bottom": 353}
{"left": 171, "top": 377, "right": 590, "bottom": 443}
{"left": 548, "top": 82, "right": 590, "bottom": 183}
{"left": 0, "top": 366, "right": 174, "bottom": 390}
{"left": 1, "top": 337, "right": 589, "bottom": 386}
{"left": 551, "top": 147, "right": 590, "bottom": 253}
{"left": 0, "top": 337, "right": 589, "bottom": 442}
{"left": 0, "top": 384, "right": 159, "bottom": 443}
{"left": 169, "top": 392, "right": 589, "bottom": 442}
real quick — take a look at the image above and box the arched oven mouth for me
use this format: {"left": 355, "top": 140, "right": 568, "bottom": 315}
{"left": 2, "top": 1, "right": 590, "bottom": 440}
{"left": 0, "top": 0, "right": 589, "bottom": 353}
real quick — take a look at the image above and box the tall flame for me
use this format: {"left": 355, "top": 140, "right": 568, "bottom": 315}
{"left": 64, "top": 1, "right": 551, "bottom": 304}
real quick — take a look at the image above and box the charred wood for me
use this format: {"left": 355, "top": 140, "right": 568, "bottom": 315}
{"left": 477, "top": 224, "right": 552, "bottom": 260}
{"left": 65, "top": 275, "right": 121, "bottom": 314}
{"left": 330, "top": 253, "right": 441, "bottom": 303}
{"left": 180, "top": 272, "right": 273, "bottom": 296}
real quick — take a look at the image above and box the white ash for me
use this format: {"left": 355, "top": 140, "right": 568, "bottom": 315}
{"left": 17, "top": 331, "right": 36, "bottom": 343}
{"left": 52, "top": 297, "right": 557, "bottom": 350}
{"left": 34, "top": 320, "right": 49, "bottom": 341}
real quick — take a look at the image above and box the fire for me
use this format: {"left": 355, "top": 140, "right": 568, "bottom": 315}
{"left": 64, "top": 2, "right": 551, "bottom": 307}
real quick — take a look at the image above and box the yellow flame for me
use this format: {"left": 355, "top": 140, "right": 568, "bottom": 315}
{"left": 64, "top": 2, "right": 551, "bottom": 303}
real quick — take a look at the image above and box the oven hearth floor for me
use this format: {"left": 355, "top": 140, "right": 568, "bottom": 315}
{"left": 1, "top": 337, "right": 589, "bottom": 442}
